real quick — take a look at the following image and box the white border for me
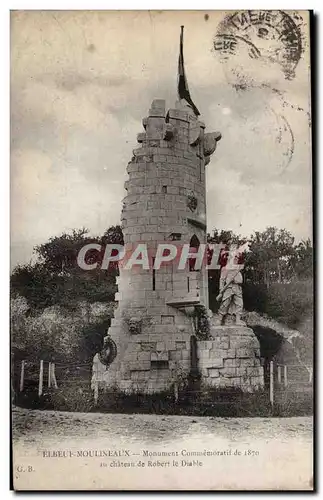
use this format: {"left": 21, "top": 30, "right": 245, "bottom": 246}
{"left": 3, "top": 2, "right": 321, "bottom": 498}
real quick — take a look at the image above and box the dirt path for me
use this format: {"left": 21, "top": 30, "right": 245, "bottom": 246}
{"left": 12, "top": 407, "right": 313, "bottom": 491}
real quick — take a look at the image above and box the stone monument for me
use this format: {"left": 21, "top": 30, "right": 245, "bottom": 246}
{"left": 92, "top": 98, "right": 264, "bottom": 394}
{"left": 92, "top": 98, "right": 219, "bottom": 393}
{"left": 92, "top": 27, "right": 263, "bottom": 394}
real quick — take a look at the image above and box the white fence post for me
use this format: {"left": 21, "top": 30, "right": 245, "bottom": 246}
{"left": 38, "top": 360, "right": 44, "bottom": 397}
{"left": 51, "top": 363, "right": 58, "bottom": 389}
{"left": 308, "top": 366, "right": 313, "bottom": 384}
{"left": 269, "top": 361, "right": 274, "bottom": 408}
{"left": 48, "top": 362, "right": 52, "bottom": 388}
{"left": 284, "top": 365, "right": 288, "bottom": 388}
{"left": 94, "top": 380, "right": 99, "bottom": 405}
{"left": 19, "top": 360, "right": 25, "bottom": 392}
{"left": 174, "top": 382, "right": 179, "bottom": 403}
{"left": 277, "top": 365, "right": 281, "bottom": 384}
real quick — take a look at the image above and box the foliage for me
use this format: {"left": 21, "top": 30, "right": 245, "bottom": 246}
{"left": 244, "top": 279, "right": 313, "bottom": 330}
{"left": 246, "top": 227, "right": 295, "bottom": 285}
{"left": 11, "top": 296, "right": 113, "bottom": 362}
{"left": 13, "top": 225, "right": 312, "bottom": 315}
{"left": 193, "top": 305, "right": 210, "bottom": 339}
{"left": 273, "top": 390, "right": 313, "bottom": 417}
{"left": 208, "top": 227, "right": 313, "bottom": 336}
{"left": 11, "top": 295, "right": 30, "bottom": 349}
{"left": 207, "top": 229, "right": 247, "bottom": 247}
{"left": 10, "top": 225, "right": 123, "bottom": 362}
{"left": 11, "top": 224, "right": 313, "bottom": 366}
{"left": 34, "top": 228, "right": 91, "bottom": 274}
{"left": 290, "top": 238, "right": 313, "bottom": 279}
{"left": 207, "top": 226, "right": 313, "bottom": 286}
{"left": 11, "top": 225, "right": 124, "bottom": 311}
{"left": 47, "top": 384, "right": 94, "bottom": 412}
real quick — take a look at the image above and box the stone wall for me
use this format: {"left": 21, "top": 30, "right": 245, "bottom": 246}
{"left": 197, "top": 326, "right": 264, "bottom": 391}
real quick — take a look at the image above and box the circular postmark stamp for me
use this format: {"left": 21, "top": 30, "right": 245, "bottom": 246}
{"left": 214, "top": 10, "right": 303, "bottom": 83}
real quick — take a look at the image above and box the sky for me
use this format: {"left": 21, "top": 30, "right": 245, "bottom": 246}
{"left": 10, "top": 10, "right": 312, "bottom": 268}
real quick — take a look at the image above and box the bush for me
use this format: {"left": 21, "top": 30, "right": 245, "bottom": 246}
{"left": 243, "top": 279, "right": 313, "bottom": 331}
{"left": 273, "top": 390, "right": 313, "bottom": 417}
{"left": 11, "top": 295, "right": 114, "bottom": 362}
{"left": 243, "top": 283, "right": 268, "bottom": 314}
{"left": 95, "top": 386, "right": 273, "bottom": 417}
{"left": 97, "top": 388, "right": 176, "bottom": 414}
{"left": 14, "top": 383, "right": 312, "bottom": 417}
{"left": 46, "top": 384, "right": 95, "bottom": 412}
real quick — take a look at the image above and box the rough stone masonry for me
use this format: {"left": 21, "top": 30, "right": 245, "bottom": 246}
{"left": 92, "top": 98, "right": 264, "bottom": 393}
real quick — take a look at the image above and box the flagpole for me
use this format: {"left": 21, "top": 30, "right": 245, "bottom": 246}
{"left": 179, "top": 26, "right": 184, "bottom": 68}
{"left": 177, "top": 25, "right": 200, "bottom": 116}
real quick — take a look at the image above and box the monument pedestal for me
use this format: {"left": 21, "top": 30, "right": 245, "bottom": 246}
{"left": 197, "top": 326, "right": 264, "bottom": 392}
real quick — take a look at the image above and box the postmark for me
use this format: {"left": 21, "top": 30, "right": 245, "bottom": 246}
{"left": 214, "top": 10, "right": 303, "bottom": 82}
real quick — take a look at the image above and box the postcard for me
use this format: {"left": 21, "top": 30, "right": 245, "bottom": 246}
{"left": 11, "top": 10, "right": 313, "bottom": 490}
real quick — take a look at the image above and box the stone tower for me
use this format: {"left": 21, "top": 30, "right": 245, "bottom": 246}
{"left": 92, "top": 98, "right": 264, "bottom": 393}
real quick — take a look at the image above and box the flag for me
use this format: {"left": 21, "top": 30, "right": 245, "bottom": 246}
{"left": 178, "top": 26, "right": 200, "bottom": 116}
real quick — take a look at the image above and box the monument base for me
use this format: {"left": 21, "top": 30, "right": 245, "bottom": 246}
{"left": 197, "top": 326, "right": 264, "bottom": 392}
{"left": 92, "top": 325, "right": 264, "bottom": 396}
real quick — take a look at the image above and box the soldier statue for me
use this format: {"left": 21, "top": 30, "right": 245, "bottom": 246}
{"left": 214, "top": 245, "right": 246, "bottom": 326}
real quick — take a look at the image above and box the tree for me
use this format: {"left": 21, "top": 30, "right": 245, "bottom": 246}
{"left": 11, "top": 295, "right": 30, "bottom": 350}
{"left": 245, "top": 227, "right": 295, "bottom": 286}
{"left": 11, "top": 225, "right": 124, "bottom": 311}
{"left": 290, "top": 238, "right": 313, "bottom": 279}
{"left": 207, "top": 229, "right": 247, "bottom": 247}
{"left": 101, "top": 225, "right": 124, "bottom": 245}
{"left": 10, "top": 225, "right": 124, "bottom": 362}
